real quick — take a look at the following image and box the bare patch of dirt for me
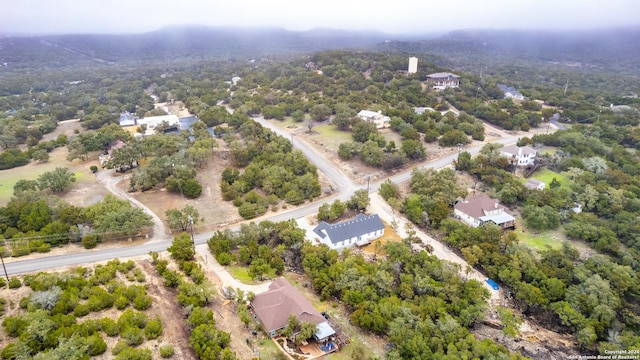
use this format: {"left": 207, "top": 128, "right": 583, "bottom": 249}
{"left": 473, "top": 320, "right": 579, "bottom": 360}
{"left": 127, "top": 149, "right": 243, "bottom": 233}
{"left": 196, "top": 252, "right": 269, "bottom": 359}
{"left": 138, "top": 260, "right": 194, "bottom": 359}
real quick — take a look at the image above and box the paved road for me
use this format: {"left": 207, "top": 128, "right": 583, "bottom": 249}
{"left": 6, "top": 117, "right": 552, "bottom": 297}
{"left": 96, "top": 169, "right": 169, "bottom": 241}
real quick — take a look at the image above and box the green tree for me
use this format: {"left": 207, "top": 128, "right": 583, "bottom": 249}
{"left": 13, "top": 179, "right": 39, "bottom": 195}
{"left": 309, "top": 104, "right": 332, "bottom": 121}
{"left": 166, "top": 205, "right": 200, "bottom": 231}
{"left": 401, "top": 139, "right": 425, "bottom": 160}
{"left": 167, "top": 233, "right": 195, "bottom": 261}
{"left": 31, "top": 149, "right": 50, "bottom": 163}
{"left": 497, "top": 306, "right": 521, "bottom": 338}
{"left": 523, "top": 205, "right": 560, "bottom": 231}
{"left": 296, "top": 321, "right": 318, "bottom": 345}
{"left": 37, "top": 167, "right": 76, "bottom": 192}
{"left": 351, "top": 121, "right": 377, "bottom": 143}
{"left": 348, "top": 189, "right": 369, "bottom": 211}
{"left": 454, "top": 151, "right": 472, "bottom": 171}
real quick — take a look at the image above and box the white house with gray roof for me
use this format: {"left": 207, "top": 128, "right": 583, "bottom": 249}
{"left": 500, "top": 145, "right": 537, "bottom": 167}
{"left": 313, "top": 214, "right": 384, "bottom": 250}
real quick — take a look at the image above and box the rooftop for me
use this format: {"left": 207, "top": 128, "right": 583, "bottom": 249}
{"left": 313, "top": 214, "right": 384, "bottom": 245}
{"left": 252, "top": 278, "right": 333, "bottom": 337}
{"left": 455, "top": 194, "right": 506, "bottom": 219}
{"left": 501, "top": 145, "right": 536, "bottom": 156}
{"left": 524, "top": 178, "right": 545, "bottom": 190}
{"left": 427, "top": 72, "right": 460, "bottom": 78}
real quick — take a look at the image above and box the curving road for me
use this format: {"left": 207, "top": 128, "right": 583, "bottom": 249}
{"left": 6, "top": 117, "right": 556, "bottom": 296}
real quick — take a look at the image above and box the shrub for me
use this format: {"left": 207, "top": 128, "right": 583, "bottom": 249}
{"left": 133, "top": 268, "right": 146, "bottom": 282}
{"left": 216, "top": 252, "right": 232, "bottom": 266}
{"left": 73, "top": 303, "right": 91, "bottom": 317}
{"left": 101, "top": 317, "right": 119, "bottom": 336}
{"left": 0, "top": 278, "right": 6, "bottom": 288}
{"left": 1, "top": 343, "right": 17, "bottom": 360}
{"left": 11, "top": 246, "right": 31, "bottom": 257}
{"left": 117, "top": 309, "right": 148, "bottom": 330}
{"left": 115, "top": 347, "right": 152, "bottom": 360}
{"left": 8, "top": 278, "right": 21, "bottom": 289}
{"left": 145, "top": 317, "right": 163, "bottom": 339}
{"left": 114, "top": 295, "right": 129, "bottom": 310}
{"left": 82, "top": 234, "right": 99, "bottom": 249}
{"left": 111, "top": 340, "right": 128, "bottom": 355}
{"left": 182, "top": 179, "right": 202, "bottom": 198}
{"left": 285, "top": 189, "right": 304, "bottom": 206}
{"left": 133, "top": 294, "right": 152, "bottom": 310}
{"left": 90, "top": 165, "right": 99, "bottom": 173}
{"left": 36, "top": 243, "right": 51, "bottom": 253}
{"left": 122, "top": 326, "right": 145, "bottom": 346}
{"left": 85, "top": 334, "right": 107, "bottom": 356}
{"left": 159, "top": 345, "right": 175, "bottom": 358}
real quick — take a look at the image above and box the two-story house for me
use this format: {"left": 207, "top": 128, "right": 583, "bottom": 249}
{"left": 454, "top": 194, "right": 516, "bottom": 229}
{"left": 500, "top": 145, "right": 537, "bottom": 167}
{"left": 357, "top": 110, "right": 391, "bottom": 129}
{"left": 426, "top": 72, "right": 460, "bottom": 89}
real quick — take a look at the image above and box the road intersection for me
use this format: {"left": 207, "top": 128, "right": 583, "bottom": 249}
{"left": 6, "top": 117, "right": 555, "bottom": 298}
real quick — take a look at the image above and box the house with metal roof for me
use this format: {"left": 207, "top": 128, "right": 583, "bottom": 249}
{"left": 454, "top": 194, "right": 515, "bottom": 229}
{"left": 313, "top": 213, "right": 385, "bottom": 250}
{"left": 251, "top": 278, "right": 336, "bottom": 345}
{"left": 426, "top": 72, "right": 460, "bottom": 89}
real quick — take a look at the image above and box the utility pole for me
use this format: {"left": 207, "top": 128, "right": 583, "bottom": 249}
{"left": 187, "top": 215, "right": 195, "bottom": 245}
{"left": 0, "top": 251, "right": 8, "bottom": 282}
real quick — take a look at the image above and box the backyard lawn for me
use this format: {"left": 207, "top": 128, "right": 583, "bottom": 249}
{"left": 524, "top": 168, "right": 570, "bottom": 190}
{"left": 227, "top": 265, "right": 277, "bottom": 284}
{"left": 518, "top": 230, "right": 565, "bottom": 251}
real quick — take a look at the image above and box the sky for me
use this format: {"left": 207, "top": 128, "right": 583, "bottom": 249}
{"left": 1, "top": 0, "right": 639, "bottom": 35}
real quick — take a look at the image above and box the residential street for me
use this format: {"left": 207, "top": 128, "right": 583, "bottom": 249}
{"left": 6, "top": 118, "right": 556, "bottom": 301}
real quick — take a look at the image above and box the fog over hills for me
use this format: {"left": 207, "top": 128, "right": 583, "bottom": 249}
{"left": 1, "top": 26, "right": 638, "bottom": 77}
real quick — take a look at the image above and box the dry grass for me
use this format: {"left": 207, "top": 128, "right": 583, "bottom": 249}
{"left": 361, "top": 224, "right": 403, "bottom": 255}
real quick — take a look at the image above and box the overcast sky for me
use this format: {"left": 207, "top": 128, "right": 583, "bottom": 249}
{"left": 2, "top": 0, "right": 639, "bottom": 35}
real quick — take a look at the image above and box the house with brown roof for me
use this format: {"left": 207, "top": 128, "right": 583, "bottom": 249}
{"left": 500, "top": 145, "right": 537, "bottom": 166}
{"left": 454, "top": 194, "right": 516, "bottom": 229}
{"left": 251, "top": 278, "right": 335, "bottom": 342}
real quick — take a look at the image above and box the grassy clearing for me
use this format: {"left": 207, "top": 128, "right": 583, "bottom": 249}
{"left": 524, "top": 168, "right": 570, "bottom": 190}
{"left": 313, "top": 124, "right": 352, "bottom": 140}
{"left": 267, "top": 117, "right": 303, "bottom": 131}
{"left": 0, "top": 155, "right": 62, "bottom": 203}
{"left": 518, "top": 231, "right": 564, "bottom": 251}
{"left": 0, "top": 145, "right": 98, "bottom": 205}
{"left": 227, "top": 265, "right": 276, "bottom": 284}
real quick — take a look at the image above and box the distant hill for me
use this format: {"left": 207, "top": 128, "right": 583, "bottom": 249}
{"left": 374, "top": 27, "right": 640, "bottom": 75}
{"left": 0, "top": 26, "right": 397, "bottom": 70}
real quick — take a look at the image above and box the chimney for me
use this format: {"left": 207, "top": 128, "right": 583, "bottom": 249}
{"left": 495, "top": 201, "right": 499, "bottom": 209}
